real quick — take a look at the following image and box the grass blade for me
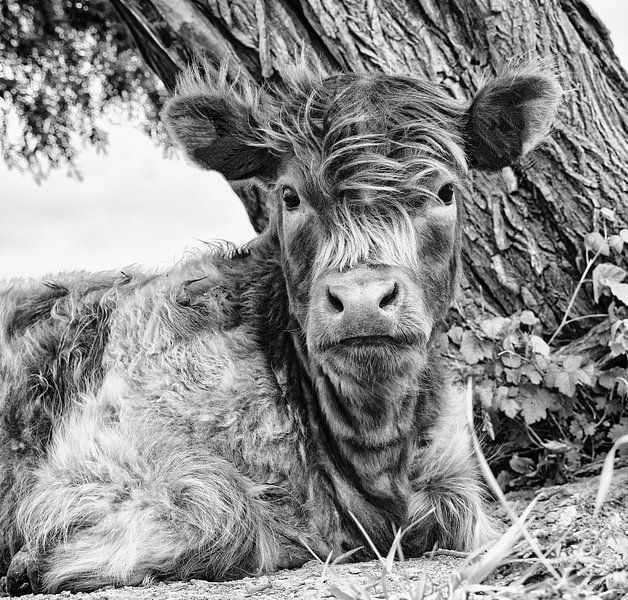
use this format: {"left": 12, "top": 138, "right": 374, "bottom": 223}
{"left": 348, "top": 510, "right": 385, "bottom": 566}
{"left": 594, "top": 432, "right": 628, "bottom": 516}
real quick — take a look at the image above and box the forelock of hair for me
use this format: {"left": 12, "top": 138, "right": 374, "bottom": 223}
{"left": 258, "top": 64, "right": 468, "bottom": 200}
{"left": 315, "top": 203, "right": 421, "bottom": 274}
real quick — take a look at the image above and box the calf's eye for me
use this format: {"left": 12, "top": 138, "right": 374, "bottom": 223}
{"left": 437, "top": 183, "right": 455, "bottom": 205}
{"left": 281, "top": 187, "right": 301, "bottom": 211}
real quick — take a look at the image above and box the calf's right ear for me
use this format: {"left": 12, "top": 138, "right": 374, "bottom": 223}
{"left": 162, "top": 84, "right": 276, "bottom": 181}
{"left": 465, "top": 68, "right": 562, "bottom": 170}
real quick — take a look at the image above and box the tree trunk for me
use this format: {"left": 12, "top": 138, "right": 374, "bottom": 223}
{"left": 114, "top": 0, "right": 628, "bottom": 336}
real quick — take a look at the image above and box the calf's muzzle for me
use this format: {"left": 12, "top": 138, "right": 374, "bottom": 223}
{"left": 310, "top": 266, "right": 415, "bottom": 346}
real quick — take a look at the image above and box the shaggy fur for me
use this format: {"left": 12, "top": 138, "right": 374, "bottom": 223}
{"left": 0, "top": 57, "right": 561, "bottom": 593}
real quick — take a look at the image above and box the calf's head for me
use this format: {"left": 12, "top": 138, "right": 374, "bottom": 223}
{"left": 164, "top": 62, "right": 560, "bottom": 388}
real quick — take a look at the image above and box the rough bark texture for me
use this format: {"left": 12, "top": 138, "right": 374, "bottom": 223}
{"left": 114, "top": 0, "right": 628, "bottom": 334}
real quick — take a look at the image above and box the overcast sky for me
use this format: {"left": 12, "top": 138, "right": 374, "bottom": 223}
{"left": 1, "top": 1, "right": 626, "bottom": 278}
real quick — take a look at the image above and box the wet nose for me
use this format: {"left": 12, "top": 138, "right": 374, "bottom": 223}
{"left": 324, "top": 278, "right": 401, "bottom": 318}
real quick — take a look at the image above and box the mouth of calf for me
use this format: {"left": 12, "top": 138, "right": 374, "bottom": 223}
{"left": 331, "top": 334, "right": 407, "bottom": 349}
{"left": 315, "top": 331, "right": 427, "bottom": 385}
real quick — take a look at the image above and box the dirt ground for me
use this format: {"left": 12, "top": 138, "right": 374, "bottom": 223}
{"left": 2, "top": 466, "right": 627, "bottom": 600}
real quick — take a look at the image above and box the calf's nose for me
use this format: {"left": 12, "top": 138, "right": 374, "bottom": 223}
{"left": 324, "top": 278, "right": 401, "bottom": 318}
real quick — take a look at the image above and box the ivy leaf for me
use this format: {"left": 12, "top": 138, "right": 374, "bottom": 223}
{"left": 480, "top": 316, "right": 509, "bottom": 339}
{"left": 555, "top": 371, "right": 576, "bottom": 397}
{"left": 544, "top": 363, "right": 562, "bottom": 388}
{"left": 609, "top": 319, "right": 628, "bottom": 356}
{"left": 520, "top": 310, "right": 538, "bottom": 326}
{"left": 542, "top": 440, "right": 569, "bottom": 453}
{"left": 608, "top": 281, "right": 628, "bottom": 306}
{"left": 459, "top": 331, "right": 486, "bottom": 364}
{"left": 501, "top": 352, "right": 522, "bottom": 368}
{"left": 610, "top": 418, "right": 628, "bottom": 443}
{"left": 563, "top": 355, "right": 584, "bottom": 372}
{"left": 592, "top": 263, "right": 627, "bottom": 303}
{"left": 502, "top": 333, "right": 520, "bottom": 351}
{"left": 505, "top": 367, "right": 521, "bottom": 384}
{"left": 599, "top": 368, "right": 625, "bottom": 391}
{"left": 509, "top": 454, "right": 535, "bottom": 474}
{"left": 577, "top": 363, "right": 596, "bottom": 387}
{"left": 475, "top": 383, "right": 494, "bottom": 409}
{"left": 447, "top": 325, "right": 463, "bottom": 344}
{"left": 499, "top": 396, "right": 520, "bottom": 418}
{"left": 528, "top": 334, "right": 550, "bottom": 357}
{"left": 534, "top": 353, "right": 550, "bottom": 371}
{"left": 496, "top": 470, "right": 511, "bottom": 489}
{"left": 520, "top": 388, "right": 556, "bottom": 424}
{"left": 585, "top": 232, "right": 610, "bottom": 255}
{"left": 609, "top": 234, "right": 624, "bottom": 253}
{"left": 521, "top": 363, "right": 542, "bottom": 385}
{"left": 599, "top": 207, "right": 616, "bottom": 222}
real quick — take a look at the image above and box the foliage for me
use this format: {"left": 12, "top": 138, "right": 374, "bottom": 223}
{"left": 0, "top": 0, "right": 167, "bottom": 181}
{"left": 446, "top": 210, "right": 628, "bottom": 489}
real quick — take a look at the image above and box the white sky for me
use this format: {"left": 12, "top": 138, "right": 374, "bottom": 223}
{"left": 1, "top": 1, "right": 626, "bottom": 278}
{"left": 1, "top": 128, "right": 255, "bottom": 277}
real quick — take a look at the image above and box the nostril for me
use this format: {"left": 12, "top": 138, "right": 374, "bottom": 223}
{"left": 327, "top": 288, "right": 344, "bottom": 313}
{"left": 379, "top": 283, "right": 399, "bottom": 309}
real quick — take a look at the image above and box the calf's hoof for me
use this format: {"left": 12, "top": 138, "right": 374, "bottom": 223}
{"left": 5, "top": 548, "right": 40, "bottom": 596}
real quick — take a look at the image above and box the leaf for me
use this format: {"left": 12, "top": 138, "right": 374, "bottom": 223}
{"left": 608, "top": 280, "right": 628, "bottom": 306}
{"left": 501, "top": 352, "right": 522, "bottom": 368}
{"left": 480, "top": 316, "right": 509, "bottom": 339}
{"left": 620, "top": 229, "right": 628, "bottom": 243}
{"left": 520, "top": 310, "right": 538, "bottom": 326}
{"left": 585, "top": 231, "right": 610, "bottom": 255}
{"left": 504, "top": 367, "right": 521, "bottom": 384}
{"left": 555, "top": 371, "right": 576, "bottom": 397}
{"left": 609, "top": 418, "right": 628, "bottom": 443}
{"left": 521, "top": 364, "right": 542, "bottom": 385}
{"left": 528, "top": 334, "right": 550, "bottom": 357}
{"left": 502, "top": 332, "right": 520, "bottom": 351}
{"left": 609, "top": 234, "right": 624, "bottom": 254}
{"left": 496, "top": 470, "right": 511, "bottom": 489}
{"left": 534, "top": 353, "right": 550, "bottom": 371}
{"left": 447, "top": 325, "right": 463, "bottom": 345}
{"left": 599, "top": 207, "right": 616, "bottom": 222}
{"left": 542, "top": 440, "right": 569, "bottom": 453}
{"left": 460, "top": 331, "right": 486, "bottom": 364}
{"left": 592, "top": 263, "right": 627, "bottom": 303}
{"left": 544, "top": 363, "right": 561, "bottom": 388}
{"left": 497, "top": 392, "right": 520, "bottom": 418}
{"left": 576, "top": 365, "right": 595, "bottom": 387}
{"left": 599, "top": 368, "right": 627, "bottom": 391}
{"left": 476, "top": 384, "right": 494, "bottom": 409}
{"left": 563, "top": 354, "right": 584, "bottom": 372}
{"left": 509, "top": 454, "right": 535, "bottom": 474}
{"left": 520, "top": 389, "right": 555, "bottom": 424}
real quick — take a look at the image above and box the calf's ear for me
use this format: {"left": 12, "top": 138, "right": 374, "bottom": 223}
{"left": 162, "top": 75, "right": 276, "bottom": 181}
{"left": 465, "top": 68, "right": 562, "bottom": 170}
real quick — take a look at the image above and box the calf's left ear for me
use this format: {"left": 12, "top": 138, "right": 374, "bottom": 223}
{"left": 162, "top": 80, "right": 276, "bottom": 181}
{"left": 465, "top": 69, "right": 562, "bottom": 170}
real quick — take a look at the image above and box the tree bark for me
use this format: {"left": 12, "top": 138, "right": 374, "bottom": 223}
{"left": 114, "top": 0, "right": 628, "bottom": 335}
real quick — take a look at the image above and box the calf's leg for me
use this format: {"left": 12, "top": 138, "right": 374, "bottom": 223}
{"left": 407, "top": 387, "right": 498, "bottom": 552}
{"left": 16, "top": 390, "right": 286, "bottom": 593}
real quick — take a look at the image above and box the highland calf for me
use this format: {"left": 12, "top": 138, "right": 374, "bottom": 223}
{"left": 0, "top": 59, "right": 560, "bottom": 594}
